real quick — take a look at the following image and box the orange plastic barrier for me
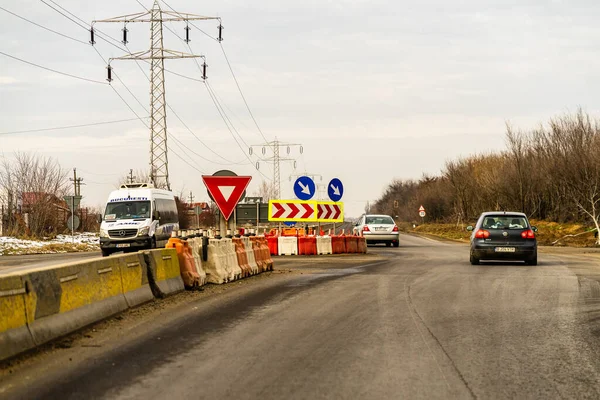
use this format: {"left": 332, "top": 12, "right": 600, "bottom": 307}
{"left": 252, "top": 237, "right": 274, "bottom": 271}
{"left": 250, "top": 238, "right": 266, "bottom": 272}
{"left": 166, "top": 237, "right": 201, "bottom": 289}
{"left": 232, "top": 238, "right": 252, "bottom": 277}
{"left": 357, "top": 237, "right": 367, "bottom": 254}
{"left": 267, "top": 236, "right": 279, "bottom": 256}
{"left": 344, "top": 236, "right": 358, "bottom": 254}
{"left": 331, "top": 236, "right": 346, "bottom": 254}
{"left": 298, "top": 236, "right": 317, "bottom": 256}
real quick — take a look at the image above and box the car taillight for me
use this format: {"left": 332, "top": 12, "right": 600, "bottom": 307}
{"left": 363, "top": 225, "right": 370, "bottom": 232}
{"left": 392, "top": 226, "right": 399, "bottom": 232}
{"left": 521, "top": 229, "right": 535, "bottom": 239}
{"left": 475, "top": 229, "right": 490, "bottom": 239}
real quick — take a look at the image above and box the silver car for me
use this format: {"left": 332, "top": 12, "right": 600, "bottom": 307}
{"left": 355, "top": 214, "right": 400, "bottom": 247}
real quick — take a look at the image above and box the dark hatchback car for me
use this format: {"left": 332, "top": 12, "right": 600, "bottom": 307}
{"left": 467, "top": 212, "right": 538, "bottom": 265}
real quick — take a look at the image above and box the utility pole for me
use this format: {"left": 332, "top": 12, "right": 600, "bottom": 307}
{"left": 188, "top": 191, "right": 195, "bottom": 205}
{"left": 250, "top": 137, "right": 303, "bottom": 199}
{"left": 127, "top": 169, "right": 136, "bottom": 184}
{"left": 93, "top": 1, "right": 221, "bottom": 190}
{"left": 70, "top": 168, "right": 84, "bottom": 196}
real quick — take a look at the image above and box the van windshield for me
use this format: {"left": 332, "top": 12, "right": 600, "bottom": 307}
{"left": 105, "top": 201, "right": 151, "bottom": 220}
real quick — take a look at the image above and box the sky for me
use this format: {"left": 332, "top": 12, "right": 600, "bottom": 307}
{"left": 2, "top": 0, "right": 600, "bottom": 218}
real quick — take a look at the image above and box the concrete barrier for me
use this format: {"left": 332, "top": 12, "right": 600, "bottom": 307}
{"left": 317, "top": 236, "right": 333, "bottom": 255}
{"left": 278, "top": 236, "right": 298, "bottom": 256}
{"left": 0, "top": 274, "right": 35, "bottom": 361}
{"left": 23, "top": 257, "right": 129, "bottom": 347}
{"left": 143, "top": 249, "right": 185, "bottom": 296}
{"left": 116, "top": 252, "right": 154, "bottom": 308}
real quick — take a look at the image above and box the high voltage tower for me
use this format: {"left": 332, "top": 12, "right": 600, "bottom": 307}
{"left": 92, "top": 1, "right": 222, "bottom": 190}
{"left": 250, "top": 138, "right": 303, "bottom": 200}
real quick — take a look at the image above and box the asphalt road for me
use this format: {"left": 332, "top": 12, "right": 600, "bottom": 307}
{"left": 3, "top": 234, "right": 600, "bottom": 399}
{"left": 0, "top": 251, "right": 101, "bottom": 275}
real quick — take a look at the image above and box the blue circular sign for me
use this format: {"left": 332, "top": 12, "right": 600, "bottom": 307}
{"left": 294, "top": 176, "right": 316, "bottom": 201}
{"left": 328, "top": 178, "right": 344, "bottom": 202}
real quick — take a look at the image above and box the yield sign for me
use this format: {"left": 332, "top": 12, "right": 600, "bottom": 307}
{"left": 202, "top": 175, "right": 252, "bottom": 220}
{"left": 316, "top": 202, "right": 343, "bottom": 223}
{"left": 269, "top": 200, "right": 317, "bottom": 222}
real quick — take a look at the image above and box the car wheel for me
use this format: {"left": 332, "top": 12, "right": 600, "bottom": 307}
{"left": 527, "top": 254, "right": 537, "bottom": 266}
{"left": 101, "top": 248, "right": 112, "bottom": 257}
{"left": 393, "top": 242, "right": 399, "bottom": 248}
{"left": 470, "top": 253, "right": 479, "bottom": 265}
{"left": 386, "top": 242, "right": 391, "bottom": 247}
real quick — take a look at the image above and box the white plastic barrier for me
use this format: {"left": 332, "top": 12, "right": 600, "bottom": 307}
{"left": 188, "top": 238, "right": 207, "bottom": 286}
{"left": 221, "top": 238, "right": 242, "bottom": 282}
{"left": 317, "top": 236, "right": 333, "bottom": 255}
{"left": 278, "top": 236, "right": 298, "bottom": 256}
{"left": 204, "top": 239, "right": 230, "bottom": 284}
{"left": 241, "top": 237, "right": 260, "bottom": 275}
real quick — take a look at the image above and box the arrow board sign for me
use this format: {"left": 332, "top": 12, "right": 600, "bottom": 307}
{"left": 294, "top": 176, "right": 316, "bottom": 201}
{"left": 317, "top": 201, "right": 344, "bottom": 223}
{"left": 202, "top": 175, "right": 252, "bottom": 221}
{"left": 269, "top": 200, "right": 317, "bottom": 222}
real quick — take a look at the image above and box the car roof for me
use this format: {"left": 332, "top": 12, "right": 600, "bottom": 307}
{"left": 364, "top": 214, "right": 394, "bottom": 218}
{"left": 480, "top": 211, "right": 527, "bottom": 217}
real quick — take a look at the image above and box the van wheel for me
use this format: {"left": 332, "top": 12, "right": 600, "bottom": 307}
{"left": 101, "top": 248, "right": 112, "bottom": 257}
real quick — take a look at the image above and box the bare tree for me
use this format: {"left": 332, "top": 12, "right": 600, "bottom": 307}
{"left": 0, "top": 153, "right": 70, "bottom": 237}
{"left": 118, "top": 169, "right": 168, "bottom": 189}
{"left": 253, "top": 180, "right": 276, "bottom": 202}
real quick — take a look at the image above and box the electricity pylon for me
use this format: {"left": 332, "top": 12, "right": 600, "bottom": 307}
{"left": 92, "top": 1, "right": 221, "bottom": 190}
{"left": 250, "top": 138, "right": 303, "bottom": 199}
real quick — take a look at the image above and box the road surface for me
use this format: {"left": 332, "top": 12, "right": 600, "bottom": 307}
{"left": 0, "top": 251, "right": 101, "bottom": 275}
{"left": 3, "top": 234, "right": 600, "bottom": 399}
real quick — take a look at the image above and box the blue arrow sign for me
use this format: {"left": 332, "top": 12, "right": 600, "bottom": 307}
{"left": 294, "top": 176, "right": 316, "bottom": 201}
{"left": 283, "top": 221, "right": 297, "bottom": 227}
{"left": 328, "top": 178, "right": 344, "bottom": 202}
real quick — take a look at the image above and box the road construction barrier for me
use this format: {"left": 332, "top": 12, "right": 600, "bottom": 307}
{"left": 187, "top": 238, "right": 207, "bottom": 286}
{"left": 143, "top": 248, "right": 185, "bottom": 296}
{"left": 233, "top": 238, "right": 252, "bottom": 277}
{"left": 299, "top": 236, "right": 317, "bottom": 256}
{"left": 117, "top": 252, "right": 155, "bottom": 308}
{"left": 23, "top": 257, "right": 130, "bottom": 349}
{"left": 357, "top": 237, "right": 368, "bottom": 254}
{"left": 278, "top": 236, "right": 298, "bottom": 256}
{"left": 317, "top": 236, "right": 333, "bottom": 255}
{"left": 251, "top": 236, "right": 273, "bottom": 271}
{"left": 166, "top": 237, "right": 201, "bottom": 289}
{"left": 240, "top": 236, "right": 260, "bottom": 275}
{"left": 204, "top": 239, "right": 229, "bottom": 284}
{"left": 331, "top": 236, "right": 346, "bottom": 254}
{"left": 0, "top": 274, "right": 35, "bottom": 361}
{"left": 345, "top": 236, "right": 358, "bottom": 254}
{"left": 223, "top": 238, "right": 242, "bottom": 281}
{"left": 267, "top": 236, "right": 278, "bottom": 256}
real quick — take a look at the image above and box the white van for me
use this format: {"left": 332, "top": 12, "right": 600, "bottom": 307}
{"left": 99, "top": 183, "right": 179, "bottom": 257}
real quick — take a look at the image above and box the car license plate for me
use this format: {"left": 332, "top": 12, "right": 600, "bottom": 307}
{"left": 116, "top": 243, "right": 131, "bottom": 248}
{"left": 375, "top": 227, "right": 387, "bottom": 231}
{"left": 495, "top": 247, "right": 515, "bottom": 253}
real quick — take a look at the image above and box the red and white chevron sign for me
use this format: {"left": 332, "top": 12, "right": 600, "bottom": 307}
{"left": 269, "top": 200, "right": 316, "bottom": 222}
{"left": 317, "top": 202, "right": 343, "bottom": 222}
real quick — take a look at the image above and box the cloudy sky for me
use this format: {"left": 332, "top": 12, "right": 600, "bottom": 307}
{"left": 2, "top": 0, "right": 600, "bottom": 217}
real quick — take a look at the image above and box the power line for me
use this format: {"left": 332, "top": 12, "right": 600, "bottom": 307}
{"left": 219, "top": 44, "right": 271, "bottom": 144}
{"left": 0, "top": 117, "right": 148, "bottom": 135}
{"left": 0, "top": 6, "right": 88, "bottom": 45}
{"left": 160, "top": 0, "right": 220, "bottom": 42}
{"left": 0, "top": 50, "right": 108, "bottom": 85}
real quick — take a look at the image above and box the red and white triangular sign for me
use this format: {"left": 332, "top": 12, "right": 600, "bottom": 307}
{"left": 202, "top": 175, "right": 252, "bottom": 220}
{"left": 418, "top": 205, "right": 425, "bottom": 212}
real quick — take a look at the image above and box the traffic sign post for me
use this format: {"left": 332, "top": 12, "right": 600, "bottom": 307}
{"left": 419, "top": 205, "right": 426, "bottom": 224}
{"left": 294, "top": 176, "right": 316, "bottom": 201}
{"left": 327, "top": 178, "right": 344, "bottom": 202}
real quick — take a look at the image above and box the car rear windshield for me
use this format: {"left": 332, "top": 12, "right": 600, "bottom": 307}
{"left": 482, "top": 216, "right": 528, "bottom": 230}
{"left": 366, "top": 216, "right": 395, "bottom": 225}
